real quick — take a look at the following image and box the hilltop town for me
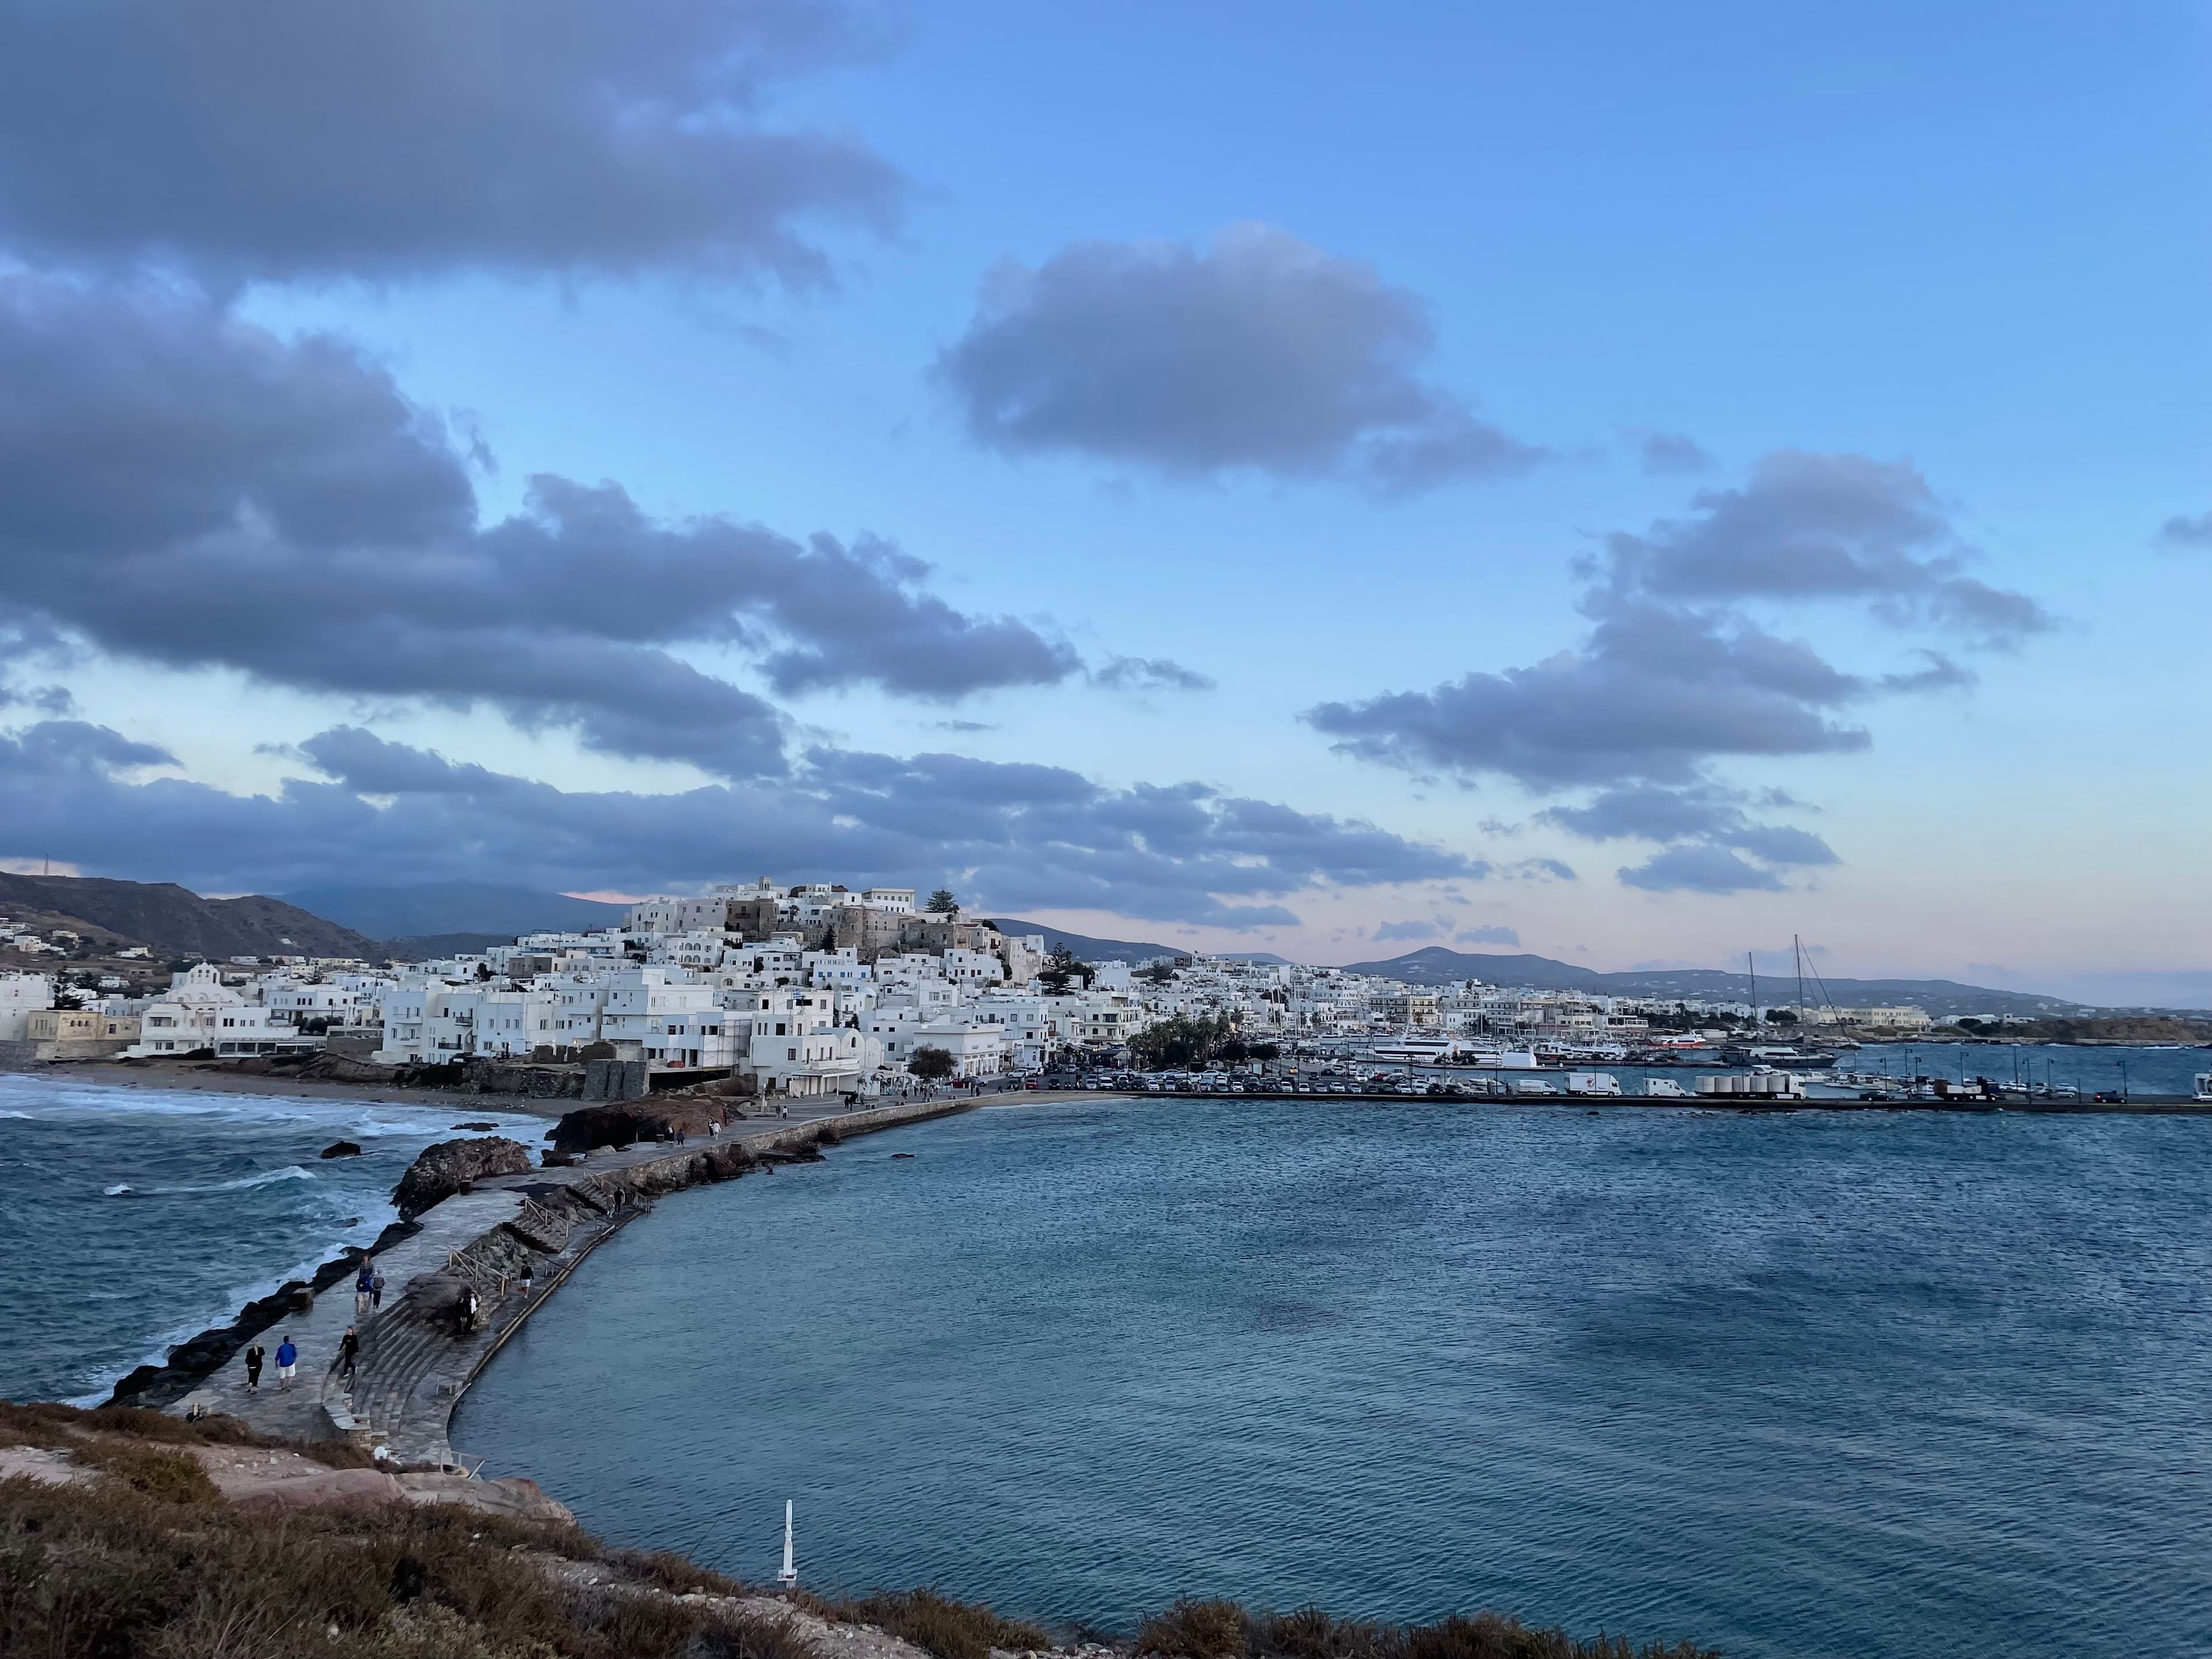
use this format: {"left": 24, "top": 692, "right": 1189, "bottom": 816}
{"left": 0, "top": 877, "right": 1983, "bottom": 1095}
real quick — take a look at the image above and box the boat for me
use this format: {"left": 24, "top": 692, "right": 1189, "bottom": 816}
{"left": 1721, "top": 1043, "right": 1838, "bottom": 1069}
{"left": 2195, "top": 1073, "right": 2212, "bottom": 1104}
{"left": 1372, "top": 1038, "right": 1460, "bottom": 1065}
{"left": 1463, "top": 1048, "right": 1543, "bottom": 1071}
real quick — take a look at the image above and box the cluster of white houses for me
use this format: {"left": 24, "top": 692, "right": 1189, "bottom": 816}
{"left": 0, "top": 878, "right": 1938, "bottom": 1082}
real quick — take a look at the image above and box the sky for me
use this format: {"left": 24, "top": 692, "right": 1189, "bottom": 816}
{"left": 0, "top": 1, "right": 2206, "bottom": 1003}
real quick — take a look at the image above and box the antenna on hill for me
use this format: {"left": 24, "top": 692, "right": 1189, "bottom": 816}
{"left": 777, "top": 1499, "right": 797, "bottom": 1590}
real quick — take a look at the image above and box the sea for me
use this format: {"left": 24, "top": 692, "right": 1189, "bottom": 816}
{"left": 0, "top": 1073, "right": 547, "bottom": 1404}
{"left": 8, "top": 1066, "right": 2212, "bottom": 1658}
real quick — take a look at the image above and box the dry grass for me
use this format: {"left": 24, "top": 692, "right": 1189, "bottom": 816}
{"left": 838, "top": 1589, "right": 1051, "bottom": 1659}
{"left": 0, "top": 1473, "right": 811, "bottom": 1658}
{"left": 0, "top": 1399, "right": 377, "bottom": 1469}
{"left": 1137, "top": 1600, "right": 1719, "bottom": 1659}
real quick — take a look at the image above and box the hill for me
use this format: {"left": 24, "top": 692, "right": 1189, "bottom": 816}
{"left": 0, "top": 873, "right": 376, "bottom": 961}
{"left": 1332, "top": 946, "right": 2086, "bottom": 1019}
{"left": 279, "top": 882, "right": 628, "bottom": 940}
{"left": 986, "top": 918, "right": 1186, "bottom": 964}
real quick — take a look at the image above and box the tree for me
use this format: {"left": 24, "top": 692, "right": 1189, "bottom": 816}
{"left": 1038, "top": 944, "right": 1086, "bottom": 994}
{"left": 925, "top": 888, "right": 960, "bottom": 917}
{"left": 908, "top": 1045, "right": 956, "bottom": 1081}
{"left": 1139, "top": 961, "right": 1177, "bottom": 986}
{"left": 1128, "top": 1013, "right": 1237, "bottom": 1071}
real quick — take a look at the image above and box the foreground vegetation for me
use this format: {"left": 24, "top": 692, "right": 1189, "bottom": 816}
{"left": 0, "top": 1404, "right": 1719, "bottom": 1659}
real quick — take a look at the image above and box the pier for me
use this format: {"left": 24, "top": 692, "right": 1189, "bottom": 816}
{"left": 165, "top": 1094, "right": 976, "bottom": 1469}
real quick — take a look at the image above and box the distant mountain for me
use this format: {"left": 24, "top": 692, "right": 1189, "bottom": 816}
{"left": 379, "top": 933, "right": 527, "bottom": 961}
{"left": 0, "top": 874, "right": 376, "bottom": 960}
{"left": 1333, "top": 946, "right": 2087, "bottom": 1019}
{"left": 986, "top": 919, "right": 1185, "bottom": 965}
{"left": 280, "top": 882, "right": 628, "bottom": 940}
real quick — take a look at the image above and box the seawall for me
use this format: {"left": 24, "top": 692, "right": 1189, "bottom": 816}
{"left": 150, "top": 1094, "right": 979, "bottom": 1465}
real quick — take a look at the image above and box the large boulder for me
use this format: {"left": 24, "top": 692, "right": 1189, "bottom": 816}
{"left": 391, "top": 1137, "right": 532, "bottom": 1219}
{"left": 549, "top": 1100, "right": 726, "bottom": 1153}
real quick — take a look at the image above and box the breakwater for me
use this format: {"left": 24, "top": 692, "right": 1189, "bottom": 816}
{"left": 147, "top": 1094, "right": 978, "bottom": 1466}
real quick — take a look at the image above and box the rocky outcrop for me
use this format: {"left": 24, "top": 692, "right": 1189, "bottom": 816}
{"left": 391, "top": 1137, "right": 533, "bottom": 1220}
{"left": 550, "top": 1100, "right": 729, "bottom": 1152}
{"left": 319, "top": 1140, "right": 362, "bottom": 1159}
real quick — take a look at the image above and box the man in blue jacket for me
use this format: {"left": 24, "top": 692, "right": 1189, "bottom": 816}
{"left": 275, "top": 1335, "right": 298, "bottom": 1391}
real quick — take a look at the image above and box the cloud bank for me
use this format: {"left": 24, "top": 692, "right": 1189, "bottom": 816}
{"left": 0, "top": 0, "right": 904, "bottom": 287}
{"left": 0, "top": 719, "right": 1479, "bottom": 931}
{"left": 1308, "top": 452, "right": 2043, "bottom": 893}
{"left": 0, "top": 276, "right": 1082, "bottom": 779}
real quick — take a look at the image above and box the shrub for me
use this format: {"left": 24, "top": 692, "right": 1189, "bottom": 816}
{"left": 73, "top": 1442, "right": 224, "bottom": 1506}
{"left": 842, "top": 1588, "right": 1051, "bottom": 1659}
{"left": 1140, "top": 1598, "right": 1253, "bottom": 1659}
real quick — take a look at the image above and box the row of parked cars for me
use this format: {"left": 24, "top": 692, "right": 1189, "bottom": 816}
{"left": 1029, "top": 1069, "right": 1485, "bottom": 1097}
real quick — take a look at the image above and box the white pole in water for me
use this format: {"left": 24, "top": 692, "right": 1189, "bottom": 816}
{"left": 777, "top": 1499, "right": 797, "bottom": 1589}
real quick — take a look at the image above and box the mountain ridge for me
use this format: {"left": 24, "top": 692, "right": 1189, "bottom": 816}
{"left": 0, "top": 873, "right": 377, "bottom": 960}
{"left": 1332, "top": 946, "right": 2086, "bottom": 1018}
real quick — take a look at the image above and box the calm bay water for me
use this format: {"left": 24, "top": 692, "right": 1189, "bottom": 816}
{"left": 456, "top": 1095, "right": 2212, "bottom": 1659}
{"left": 0, "top": 1074, "right": 546, "bottom": 1403}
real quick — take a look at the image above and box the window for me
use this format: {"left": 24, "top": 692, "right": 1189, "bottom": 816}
{"left": 787, "top": 1047, "right": 797, "bottom": 1060}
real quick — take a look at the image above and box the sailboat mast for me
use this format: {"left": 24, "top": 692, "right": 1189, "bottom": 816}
{"left": 1748, "top": 952, "right": 1759, "bottom": 1028}
{"left": 1794, "top": 935, "right": 1807, "bottom": 1022}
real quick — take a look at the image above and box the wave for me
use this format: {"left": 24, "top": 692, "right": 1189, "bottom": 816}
{"left": 104, "top": 1183, "right": 134, "bottom": 1196}
{"left": 0, "top": 1109, "right": 32, "bottom": 1119}
{"left": 153, "top": 1164, "right": 319, "bottom": 1196}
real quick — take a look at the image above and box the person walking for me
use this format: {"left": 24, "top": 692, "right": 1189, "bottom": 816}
{"left": 244, "top": 1342, "right": 264, "bottom": 1393}
{"left": 369, "top": 1268, "right": 385, "bottom": 1312}
{"left": 354, "top": 1262, "right": 374, "bottom": 1317}
{"left": 338, "top": 1325, "right": 359, "bottom": 1388}
{"left": 274, "top": 1335, "right": 298, "bottom": 1391}
{"left": 519, "top": 1259, "right": 535, "bottom": 1300}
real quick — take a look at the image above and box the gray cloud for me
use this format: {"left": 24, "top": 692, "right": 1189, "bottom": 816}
{"left": 1599, "top": 451, "right": 2049, "bottom": 643}
{"left": 1638, "top": 431, "right": 1716, "bottom": 476}
{"left": 1308, "top": 599, "right": 1871, "bottom": 789}
{"left": 1540, "top": 781, "right": 1835, "bottom": 893}
{"left": 0, "top": 0, "right": 904, "bottom": 287}
{"left": 934, "top": 223, "right": 1544, "bottom": 490}
{"left": 1091, "top": 655, "right": 1216, "bottom": 693}
{"left": 1456, "top": 925, "right": 1520, "bottom": 945}
{"left": 0, "top": 277, "right": 1083, "bottom": 778}
{"left": 2157, "top": 510, "right": 2212, "bottom": 550}
{"left": 1618, "top": 843, "right": 1789, "bottom": 895}
{"left": 1372, "top": 919, "right": 1440, "bottom": 942}
{"left": 1308, "top": 450, "right": 2043, "bottom": 897}
{"left": 0, "top": 719, "right": 1481, "bottom": 931}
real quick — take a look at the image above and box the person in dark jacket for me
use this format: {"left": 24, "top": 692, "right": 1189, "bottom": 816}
{"left": 338, "top": 1325, "right": 360, "bottom": 1386}
{"left": 244, "top": 1342, "right": 264, "bottom": 1392}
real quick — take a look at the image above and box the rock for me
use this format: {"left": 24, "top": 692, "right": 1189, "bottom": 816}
{"left": 397, "top": 1471, "right": 575, "bottom": 1523}
{"left": 550, "top": 1100, "right": 725, "bottom": 1152}
{"left": 451, "top": 1121, "right": 499, "bottom": 1131}
{"left": 0, "top": 1446, "right": 94, "bottom": 1488}
{"left": 319, "top": 1140, "right": 363, "bottom": 1159}
{"left": 392, "top": 1137, "right": 532, "bottom": 1219}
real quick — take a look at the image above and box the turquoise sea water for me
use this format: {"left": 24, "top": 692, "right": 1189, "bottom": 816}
{"left": 454, "top": 1095, "right": 2212, "bottom": 1659}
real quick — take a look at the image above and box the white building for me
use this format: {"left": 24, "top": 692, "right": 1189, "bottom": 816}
{"left": 0, "top": 972, "right": 54, "bottom": 1041}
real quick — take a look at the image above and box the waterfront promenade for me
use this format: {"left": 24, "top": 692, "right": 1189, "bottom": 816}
{"left": 173, "top": 1094, "right": 975, "bottom": 1469}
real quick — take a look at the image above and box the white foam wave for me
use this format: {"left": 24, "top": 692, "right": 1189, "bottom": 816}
{"left": 151, "top": 1164, "right": 317, "bottom": 1196}
{"left": 0, "top": 1109, "right": 32, "bottom": 1119}
{"left": 105, "top": 1182, "right": 134, "bottom": 1195}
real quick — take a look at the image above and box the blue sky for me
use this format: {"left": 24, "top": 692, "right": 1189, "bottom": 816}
{"left": 0, "top": 2, "right": 2206, "bottom": 1001}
